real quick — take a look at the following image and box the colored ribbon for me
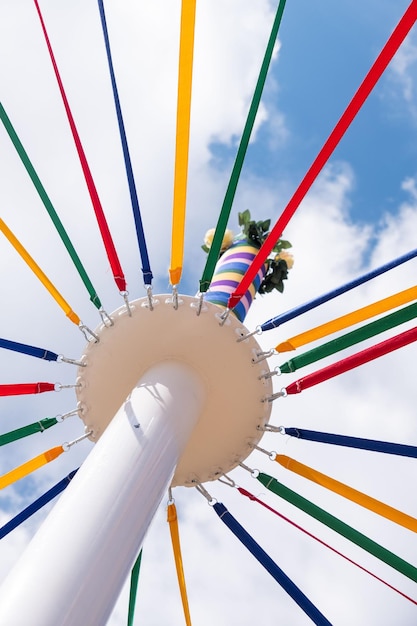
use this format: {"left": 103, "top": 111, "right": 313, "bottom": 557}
{"left": 213, "top": 502, "right": 331, "bottom": 625}
{"left": 276, "top": 286, "right": 417, "bottom": 353}
{"left": 97, "top": 0, "right": 153, "bottom": 286}
{"left": 127, "top": 550, "right": 143, "bottom": 626}
{"left": 238, "top": 487, "right": 417, "bottom": 606}
{"left": 167, "top": 502, "right": 192, "bottom": 626}
{"left": 228, "top": 1, "right": 417, "bottom": 309}
{"left": 199, "top": 0, "right": 287, "bottom": 293}
{"left": 284, "top": 427, "right": 417, "bottom": 458}
{"left": 0, "top": 446, "right": 64, "bottom": 490}
{"left": 278, "top": 301, "right": 417, "bottom": 373}
{"left": 284, "top": 325, "right": 417, "bottom": 395}
{"left": 0, "top": 219, "right": 80, "bottom": 325}
{"left": 33, "top": 0, "right": 127, "bottom": 293}
{"left": 261, "top": 247, "right": 417, "bottom": 331}
{"left": 276, "top": 454, "right": 417, "bottom": 533}
{"left": 257, "top": 472, "right": 417, "bottom": 583}
{"left": 0, "top": 469, "right": 78, "bottom": 540}
{"left": 0, "top": 338, "right": 58, "bottom": 362}
{"left": 169, "top": 0, "right": 197, "bottom": 286}
{"left": 0, "top": 383, "right": 55, "bottom": 397}
{"left": 0, "top": 418, "right": 58, "bottom": 447}
{"left": 0, "top": 102, "right": 102, "bottom": 309}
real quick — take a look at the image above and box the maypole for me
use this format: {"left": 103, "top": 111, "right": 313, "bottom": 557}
{"left": 0, "top": 294, "right": 274, "bottom": 624}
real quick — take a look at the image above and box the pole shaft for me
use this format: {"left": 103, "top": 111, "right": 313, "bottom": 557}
{"left": 0, "top": 361, "right": 204, "bottom": 626}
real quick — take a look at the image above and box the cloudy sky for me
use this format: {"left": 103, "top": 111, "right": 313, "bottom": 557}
{"left": 1, "top": 0, "right": 417, "bottom": 624}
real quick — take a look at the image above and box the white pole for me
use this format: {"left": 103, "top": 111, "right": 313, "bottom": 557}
{"left": 0, "top": 360, "right": 205, "bottom": 626}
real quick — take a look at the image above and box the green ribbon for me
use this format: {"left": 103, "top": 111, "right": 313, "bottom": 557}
{"left": 199, "top": 0, "right": 287, "bottom": 293}
{"left": 0, "top": 417, "right": 58, "bottom": 447}
{"left": 279, "top": 301, "right": 417, "bottom": 374}
{"left": 127, "top": 550, "right": 143, "bottom": 626}
{"left": 258, "top": 472, "right": 417, "bottom": 583}
{"left": 0, "top": 102, "right": 102, "bottom": 309}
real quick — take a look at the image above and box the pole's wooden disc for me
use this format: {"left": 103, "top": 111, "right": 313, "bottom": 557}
{"left": 76, "top": 295, "right": 273, "bottom": 486}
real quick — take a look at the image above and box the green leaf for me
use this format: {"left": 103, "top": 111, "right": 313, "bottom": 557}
{"left": 238, "top": 209, "right": 251, "bottom": 227}
{"left": 279, "top": 239, "right": 292, "bottom": 249}
{"left": 261, "top": 219, "right": 271, "bottom": 232}
{"left": 201, "top": 244, "right": 210, "bottom": 253}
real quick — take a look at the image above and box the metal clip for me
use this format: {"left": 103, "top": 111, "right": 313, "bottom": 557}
{"left": 218, "top": 308, "right": 230, "bottom": 326}
{"left": 57, "top": 355, "right": 87, "bottom": 367}
{"left": 257, "top": 423, "right": 285, "bottom": 434}
{"left": 252, "top": 348, "right": 275, "bottom": 364}
{"left": 236, "top": 325, "right": 262, "bottom": 343}
{"left": 54, "top": 382, "right": 81, "bottom": 392}
{"left": 172, "top": 285, "right": 179, "bottom": 310}
{"left": 99, "top": 308, "right": 114, "bottom": 327}
{"left": 62, "top": 430, "right": 92, "bottom": 451}
{"left": 192, "top": 292, "right": 205, "bottom": 316}
{"left": 258, "top": 366, "right": 281, "bottom": 380}
{"left": 238, "top": 462, "right": 259, "bottom": 478}
{"left": 193, "top": 480, "right": 217, "bottom": 505}
{"left": 217, "top": 474, "right": 236, "bottom": 488}
{"left": 121, "top": 291, "right": 132, "bottom": 317}
{"left": 146, "top": 285, "right": 154, "bottom": 311}
{"left": 262, "top": 389, "right": 287, "bottom": 403}
{"left": 56, "top": 409, "right": 79, "bottom": 422}
{"left": 79, "top": 324, "right": 100, "bottom": 343}
{"left": 167, "top": 487, "right": 175, "bottom": 505}
{"left": 253, "top": 444, "right": 277, "bottom": 461}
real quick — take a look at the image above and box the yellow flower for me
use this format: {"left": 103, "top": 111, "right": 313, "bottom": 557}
{"left": 220, "top": 228, "right": 234, "bottom": 251}
{"left": 204, "top": 228, "right": 234, "bottom": 252}
{"left": 275, "top": 250, "right": 294, "bottom": 269}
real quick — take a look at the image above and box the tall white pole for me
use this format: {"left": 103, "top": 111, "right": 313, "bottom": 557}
{"left": 0, "top": 360, "right": 205, "bottom": 626}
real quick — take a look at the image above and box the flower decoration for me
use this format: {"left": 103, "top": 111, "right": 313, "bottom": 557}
{"left": 202, "top": 228, "right": 235, "bottom": 253}
{"left": 203, "top": 209, "right": 293, "bottom": 295}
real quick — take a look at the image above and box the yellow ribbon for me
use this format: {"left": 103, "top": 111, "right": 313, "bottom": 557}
{"left": 169, "top": 0, "right": 197, "bottom": 287}
{"left": 167, "top": 502, "right": 192, "bottom": 625}
{"left": 276, "top": 454, "right": 417, "bottom": 533}
{"left": 276, "top": 285, "right": 417, "bottom": 352}
{"left": 0, "top": 219, "right": 80, "bottom": 325}
{"left": 0, "top": 446, "right": 64, "bottom": 490}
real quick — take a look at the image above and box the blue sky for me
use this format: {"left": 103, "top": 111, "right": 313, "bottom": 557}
{"left": 215, "top": 0, "right": 417, "bottom": 227}
{"left": 1, "top": 1, "right": 417, "bottom": 625}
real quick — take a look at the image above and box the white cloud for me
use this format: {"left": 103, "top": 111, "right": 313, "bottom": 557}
{"left": 387, "top": 31, "right": 417, "bottom": 121}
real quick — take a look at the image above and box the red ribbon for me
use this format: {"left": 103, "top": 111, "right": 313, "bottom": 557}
{"left": 0, "top": 382, "right": 55, "bottom": 396}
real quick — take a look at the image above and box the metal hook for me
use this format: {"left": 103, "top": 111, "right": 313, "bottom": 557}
{"left": 262, "top": 389, "right": 287, "bottom": 403}
{"left": 172, "top": 285, "right": 179, "bottom": 310}
{"left": 146, "top": 285, "right": 154, "bottom": 311}
{"left": 218, "top": 308, "right": 230, "bottom": 326}
{"left": 79, "top": 324, "right": 99, "bottom": 343}
{"left": 258, "top": 366, "right": 281, "bottom": 380}
{"left": 253, "top": 444, "right": 277, "bottom": 461}
{"left": 99, "top": 308, "right": 114, "bottom": 327}
{"left": 252, "top": 348, "right": 276, "bottom": 364}
{"left": 58, "top": 355, "right": 87, "bottom": 367}
{"left": 167, "top": 487, "right": 175, "bottom": 505}
{"left": 54, "top": 382, "right": 81, "bottom": 392}
{"left": 257, "top": 423, "right": 285, "bottom": 434}
{"left": 194, "top": 292, "right": 204, "bottom": 316}
{"left": 217, "top": 474, "right": 236, "bottom": 488}
{"left": 121, "top": 291, "right": 132, "bottom": 317}
{"left": 62, "top": 430, "right": 92, "bottom": 451}
{"left": 238, "top": 462, "right": 259, "bottom": 478}
{"left": 236, "top": 325, "right": 262, "bottom": 343}
{"left": 56, "top": 409, "right": 79, "bottom": 423}
{"left": 193, "top": 480, "right": 217, "bottom": 505}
